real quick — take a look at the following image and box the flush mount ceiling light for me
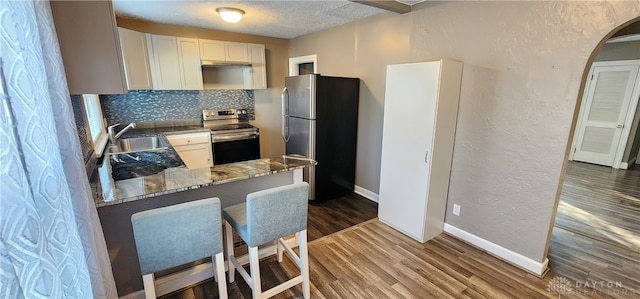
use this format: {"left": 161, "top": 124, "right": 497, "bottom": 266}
{"left": 216, "top": 7, "right": 244, "bottom": 23}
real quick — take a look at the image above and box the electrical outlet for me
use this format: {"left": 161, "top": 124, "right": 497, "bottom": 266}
{"left": 453, "top": 204, "right": 461, "bottom": 216}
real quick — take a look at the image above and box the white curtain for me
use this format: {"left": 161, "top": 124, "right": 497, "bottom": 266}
{"left": 0, "top": 1, "right": 117, "bottom": 298}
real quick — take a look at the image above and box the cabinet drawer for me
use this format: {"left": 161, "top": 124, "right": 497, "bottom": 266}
{"left": 165, "top": 132, "right": 210, "bottom": 146}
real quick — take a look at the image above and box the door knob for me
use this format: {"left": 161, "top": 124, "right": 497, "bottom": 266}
{"left": 617, "top": 124, "right": 623, "bottom": 128}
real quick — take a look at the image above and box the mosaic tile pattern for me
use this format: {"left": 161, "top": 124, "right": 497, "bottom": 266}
{"left": 71, "top": 95, "right": 92, "bottom": 161}
{"left": 100, "top": 89, "right": 254, "bottom": 125}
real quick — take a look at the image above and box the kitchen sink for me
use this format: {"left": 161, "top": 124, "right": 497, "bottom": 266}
{"left": 105, "top": 136, "right": 170, "bottom": 155}
{"left": 107, "top": 150, "right": 184, "bottom": 181}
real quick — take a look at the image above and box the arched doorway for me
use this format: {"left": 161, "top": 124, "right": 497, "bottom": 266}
{"left": 546, "top": 18, "right": 640, "bottom": 297}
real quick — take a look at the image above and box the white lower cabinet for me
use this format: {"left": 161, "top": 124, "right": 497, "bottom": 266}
{"left": 165, "top": 132, "right": 213, "bottom": 169}
{"left": 377, "top": 60, "right": 463, "bottom": 243}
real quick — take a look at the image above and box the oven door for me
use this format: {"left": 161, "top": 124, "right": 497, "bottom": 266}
{"left": 212, "top": 132, "right": 260, "bottom": 165}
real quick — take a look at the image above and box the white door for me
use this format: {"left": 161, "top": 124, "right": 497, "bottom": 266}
{"left": 572, "top": 62, "right": 640, "bottom": 166}
{"left": 378, "top": 62, "right": 440, "bottom": 241}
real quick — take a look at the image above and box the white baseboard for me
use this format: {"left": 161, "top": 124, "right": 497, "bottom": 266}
{"left": 443, "top": 223, "right": 548, "bottom": 276}
{"left": 354, "top": 185, "right": 379, "bottom": 203}
{"left": 620, "top": 162, "right": 629, "bottom": 170}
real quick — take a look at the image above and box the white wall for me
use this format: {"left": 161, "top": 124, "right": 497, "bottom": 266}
{"left": 290, "top": 1, "right": 640, "bottom": 264}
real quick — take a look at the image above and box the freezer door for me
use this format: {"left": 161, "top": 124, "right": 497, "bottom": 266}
{"left": 286, "top": 117, "right": 315, "bottom": 158}
{"left": 285, "top": 74, "right": 316, "bottom": 120}
{"left": 286, "top": 116, "right": 316, "bottom": 199}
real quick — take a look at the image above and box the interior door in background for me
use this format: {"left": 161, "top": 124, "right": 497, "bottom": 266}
{"left": 572, "top": 61, "right": 640, "bottom": 167}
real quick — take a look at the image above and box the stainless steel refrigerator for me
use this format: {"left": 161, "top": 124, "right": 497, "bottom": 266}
{"left": 282, "top": 74, "right": 360, "bottom": 201}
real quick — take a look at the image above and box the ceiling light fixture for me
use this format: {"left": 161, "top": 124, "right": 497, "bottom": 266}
{"left": 216, "top": 7, "right": 245, "bottom": 24}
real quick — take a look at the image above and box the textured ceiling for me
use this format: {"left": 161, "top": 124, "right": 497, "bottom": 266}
{"left": 113, "top": 1, "right": 393, "bottom": 39}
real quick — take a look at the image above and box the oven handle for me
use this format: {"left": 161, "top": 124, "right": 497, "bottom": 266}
{"left": 281, "top": 87, "right": 290, "bottom": 142}
{"left": 212, "top": 132, "right": 259, "bottom": 143}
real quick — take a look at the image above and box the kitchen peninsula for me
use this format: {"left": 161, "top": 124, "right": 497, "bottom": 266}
{"left": 94, "top": 137, "right": 316, "bottom": 296}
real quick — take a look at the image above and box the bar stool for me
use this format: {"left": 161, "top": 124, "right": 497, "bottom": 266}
{"left": 131, "top": 198, "right": 227, "bottom": 299}
{"left": 223, "top": 182, "right": 310, "bottom": 299}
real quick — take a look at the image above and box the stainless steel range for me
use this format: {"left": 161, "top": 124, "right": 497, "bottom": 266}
{"left": 203, "top": 109, "right": 260, "bottom": 165}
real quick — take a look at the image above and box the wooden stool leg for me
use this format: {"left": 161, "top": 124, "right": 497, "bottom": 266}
{"left": 249, "top": 246, "right": 262, "bottom": 299}
{"left": 214, "top": 252, "right": 228, "bottom": 298}
{"left": 277, "top": 238, "right": 283, "bottom": 262}
{"left": 225, "top": 220, "right": 236, "bottom": 283}
{"left": 142, "top": 273, "right": 157, "bottom": 299}
{"left": 299, "top": 230, "right": 310, "bottom": 299}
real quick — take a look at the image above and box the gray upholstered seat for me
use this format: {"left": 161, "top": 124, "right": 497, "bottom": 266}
{"left": 131, "top": 198, "right": 228, "bottom": 299}
{"left": 223, "top": 182, "right": 310, "bottom": 299}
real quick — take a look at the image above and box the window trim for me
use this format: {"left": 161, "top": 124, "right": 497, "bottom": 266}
{"left": 82, "top": 94, "right": 108, "bottom": 156}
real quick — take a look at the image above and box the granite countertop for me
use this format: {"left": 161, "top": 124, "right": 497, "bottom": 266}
{"left": 93, "top": 126, "right": 316, "bottom": 207}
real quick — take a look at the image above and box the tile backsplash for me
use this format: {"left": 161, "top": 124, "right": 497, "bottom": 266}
{"left": 100, "top": 89, "right": 254, "bottom": 125}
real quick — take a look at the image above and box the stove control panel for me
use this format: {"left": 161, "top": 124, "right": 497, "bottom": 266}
{"left": 202, "top": 109, "right": 249, "bottom": 121}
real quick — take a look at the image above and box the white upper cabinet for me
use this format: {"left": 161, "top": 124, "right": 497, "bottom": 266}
{"left": 147, "top": 34, "right": 203, "bottom": 90}
{"left": 244, "top": 44, "right": 267, "bottom": 89}
{"left": 177, "top": 38, "right": 204, "bottom": 90}
{"left": 199, "top": 39, "right": 249, "bottom": 63}
{"left": 118, "top": 28, "right": 153, "bottom": 90}
{"left": 147, "top": 34, "right": 182, "bottom": 90}
{"left": 199, "top": 39, "right": 226, "bottom": 61}
{"left": 225, "top": 42, "right": 249, "bottom": 63}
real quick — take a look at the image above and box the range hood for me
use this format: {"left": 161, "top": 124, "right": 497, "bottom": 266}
{"left": 201, "top": 60, "right": 252, "bottom": 68}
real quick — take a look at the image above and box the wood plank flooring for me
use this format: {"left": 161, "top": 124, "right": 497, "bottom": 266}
{"left": 163, "top": 220, "right": 588, "bottom": 299}
{"left": 547, "top": 161, "right": 640, "bottom": 298}
{"left": 554, "top": 161, "right": 640, "bottom": 252}
{"left": 160, "top": 161, "right": 640, "bottom": 299}
{"left": 307, "top": 193, "right": 379, "bottom": 242}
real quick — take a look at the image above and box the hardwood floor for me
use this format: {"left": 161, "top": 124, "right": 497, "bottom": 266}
{"left": 161, "top": 193, "right": 379, "bottom": 299}
{"left": 163, "top": 220, "right": 589, "bottom": 299}
{"left": 307, "top": 193, "right": 379, "bottom": 242}
{"left": 160, "top": 162, "right": 640, "bottom": 298}
{"left": 554, "top": 161, "right": 640, "bottom": 251}
{"left": 547, "top": 161, "right": 640, "bottom": 298}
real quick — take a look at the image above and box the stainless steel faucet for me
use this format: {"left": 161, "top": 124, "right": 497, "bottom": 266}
{"left": 107, "top": 122, "right": 136, "bottom": 144}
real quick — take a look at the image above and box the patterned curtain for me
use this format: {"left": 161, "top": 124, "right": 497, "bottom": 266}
{"left": 0, "top": 1, "right": 117, "bottom": 298}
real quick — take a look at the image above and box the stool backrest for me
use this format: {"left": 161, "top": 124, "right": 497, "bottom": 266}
{"left": 245, "top": 182, "right": 309, "bottom": 247}
{"left": 131, "top": 198, "right": 223, "bottom": 275}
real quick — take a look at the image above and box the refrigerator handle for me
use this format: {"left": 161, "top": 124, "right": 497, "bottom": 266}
{"left": 281, "top": 87, "right": 290, "bottom": 142}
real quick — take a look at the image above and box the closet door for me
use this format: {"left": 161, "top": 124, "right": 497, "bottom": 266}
{"left": 572, "top": 62, "right": 640, "bottom": 167}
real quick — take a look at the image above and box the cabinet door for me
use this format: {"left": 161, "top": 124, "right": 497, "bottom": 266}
{"left": 173, "top": 145, "right": 213, "bottom": 169}
{"left": 199, "top": 39, "right": 225, "bottom": 61}
{"left": 244, "top": 44, "right": 267, "bottom": 89}
{"left": 378, "top": 61, "right": 441, "bottom": 242}
{"left": 50, "top": 0, "right": 126, "bottom": 94}
{"left": 166, "top": 132, "right": 213, "bottom": 169}
{"left": 118, "top": 28, "right": 153, "bottom": 90}
{"left": 177, "top": 38, "right": 203, "bottom": 90}
{"left": 225, "top": 42, "right": 249, "bottom": 63}
{"left": 147, "top": 34, "right": 182, "bottom": 90}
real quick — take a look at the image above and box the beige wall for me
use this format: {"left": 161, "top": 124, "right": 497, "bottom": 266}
{"left": 290, "top": 1, "right": 640, "bottom": 263}
{"left": 117, "top": 17, "right": 289, "bottom": 158}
